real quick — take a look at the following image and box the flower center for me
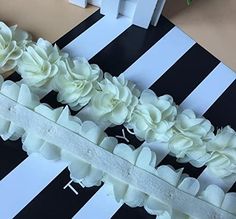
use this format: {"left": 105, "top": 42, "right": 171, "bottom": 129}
{"left": 111, "top": 98, "right": 119, "bottom": 107}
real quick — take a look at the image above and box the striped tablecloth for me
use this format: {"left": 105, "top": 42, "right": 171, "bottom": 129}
{"left": 0, "top": 10, "right": 235, "bottom": 219}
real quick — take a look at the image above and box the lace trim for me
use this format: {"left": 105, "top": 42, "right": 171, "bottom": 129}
{"left": 0, "top": 79, "right": 235, "bottom": 219}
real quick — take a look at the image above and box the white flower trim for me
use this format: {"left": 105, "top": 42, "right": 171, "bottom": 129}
{"left": 90, "top": 72, "right": 140, "bottom": 125}
{"left": 22, "top": 104, "right": 118, "bottom": 187}
{"left": 1, "top": 21, "right": 236, "bottom": 178}
{"left": 0, "top": 21, "right": 31, "bottom": 74}
{"left": 0, "top": 23, "right": 236, "bottom": 177}
{"left": 169, "top": 109, "right": 214, "bottom": 167}
{"left": 126, "top": 89, "right": 177, "bottom": 142}
{"left": 205, "top": 126, "right": 236, "bottom": 177}
{"left": 0, "top": 83, "right": 235, "bottom": 219}
{"left": 56, "top": 57, "right": 102, "bottom": 111}
{"left": 17, "top": 38, "right": 67, "bottom": 88}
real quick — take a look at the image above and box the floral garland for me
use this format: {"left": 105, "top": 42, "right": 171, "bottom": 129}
{"left": 0, "top": 78, "right": 235, "bottom": 219}
{"left": 0, "top": 21, "right": 236, "bottom": 178}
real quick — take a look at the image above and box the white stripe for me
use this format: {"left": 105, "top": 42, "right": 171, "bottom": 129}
{"left": 124, "top": 26, "right": 195, "bottom": 90}
{"left": 180, "top": 63, "right": 236, "bottom": 115}
{"left": 0, "top": 154, "right": 67, "bottom": 219}
{"left": 72, "top": 184, "right": 122, "bottom": 219}
{"left": 62, "top": 16, "right": 131, "bottom": 59}
{"left": 72, "top": 26, "right": 195, "bottom": 219}
{"left": 0, "top": 14, "right": 132, "bottom": 218}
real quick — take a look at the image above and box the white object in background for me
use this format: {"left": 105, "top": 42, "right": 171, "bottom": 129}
{"left": 69, "top": 0, "right": 166, "bottom": 29}
{"left": 88, "top": 0, "right": 102, "bottom": 7}
{"left": 151, "top": 0, "right": 166, "bottom": 26}
{"left": 69, "top": 0, "right": 88, "bottom": 8}
{"left": 100, "top": 0, "right": 121, "bottom": 18}
{"left": 69, "top": 0, "right": 101, "bottom": 8}
{"left": 132, "top": 0, "right": 158, "bottom": 28}
{"left": 119, "top": 0, "right": 137, "bottom": 19}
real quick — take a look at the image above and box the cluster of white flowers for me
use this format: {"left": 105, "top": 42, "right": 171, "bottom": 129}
{"left": 1, "top": 21, "right": 236, "bottom": 178}
{"left": 90, "top": 73, "right": 140, "bottom": 124}
{"left": 168, "top": 110, "right": 236, "bottom": 177}
{"left": 56, "top": 57, "right": 102, "bottom": 110}
{"left": 17, "top": 38, "right": 67, "bottom": 88}
{"left": 206, "top": 126, "right": 236, "bottom": 177}
{"left": 0, "top": 21, "right": 31, "bottom": 74}
{"left": 126, "top": 89, "right": 177, "bottom": 143}
{"left": 169, "top": 109, "right": 214, "bottom": 167}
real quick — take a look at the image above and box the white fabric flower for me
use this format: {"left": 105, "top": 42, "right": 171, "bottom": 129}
{"left": 206, "top": 126, "right": 236, "bottom": 177}
{"left": 90, "top": 73, "right": 140, "bottom": 125}
{"left": 126, "top": 89, "right": 177, "bottom": 143}
{"left": 17, "top": 38, "right": 66, "bottom": 87}
{"left": 168, "top": 109, "right": 214, "bottom": 167}
{"left": 56, "top": 57, "right": 102, "bottom": 110}
{"left": 0, "top": 21, "right": 31, "bottom": 74}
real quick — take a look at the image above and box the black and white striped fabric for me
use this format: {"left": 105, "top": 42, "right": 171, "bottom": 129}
{"left": 1, "top": 10, "right": 236, "bottom": 219}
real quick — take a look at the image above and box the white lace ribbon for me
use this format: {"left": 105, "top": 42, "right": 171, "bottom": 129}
{"left": 0, "top": 76, "right": 39, "bottom": 140}
{"left": 0, "top": 80, "right": 235, "bottom": 219}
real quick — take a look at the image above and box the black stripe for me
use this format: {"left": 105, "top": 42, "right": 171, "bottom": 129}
{"left": 40, "top": 91, "right": 63, "bottom": 109}
{"left": 5, "top": 72, "right": 22, "bottom": 82}
{"left": 40, "top": 91, "right": 79, "bottom": 115}
{"left": 150, "top": 43, "right": 220, "bottom": 104}
{"left": 229, "top": 182, "right": 236, "bottom": 192}
{"left": 112, "top": 204, "right": 155, "bottom": 219}
{"left": 106, "top": 125, "right": 144, "bottom": 148}
{"left": 90, "top": 16, "right": 174, "bottom": 76}
{"left": 204, "top": 80, "right": 236, "bottom": 130}
{"left": 0, "top": 139, "right": 27, "bottom": 180}
{"left": 55, "top": 10, "right": 103, "bottom": 49}
{"left": 16, "top": 169, "right": 100, "bottom": 218}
